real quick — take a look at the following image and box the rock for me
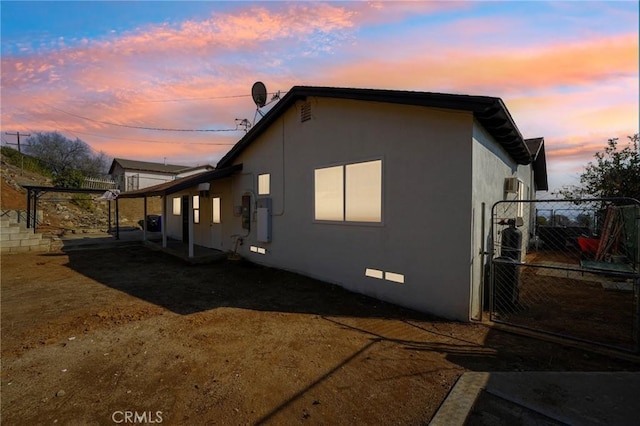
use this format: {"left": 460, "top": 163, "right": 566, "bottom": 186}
{"left": 55, "top": 390, "right": 65, "bottom": 397}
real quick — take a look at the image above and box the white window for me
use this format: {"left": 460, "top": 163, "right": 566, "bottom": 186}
{"left": 193, "top": 195, "right": 200, "bottom": 224}
{"left": 314, "top": 166, "right": 344, "bottom": 221}
{"left": 346, "top": 161, "right": 382, "bottom": 222}
{"left": 314, "top": 160, "right": 382, "bottom": 223}
{"left": 258, "top": 173, "right": 270, "bottom": 195}
{"left": 517, "top": 180, "right": 525, "bottom": 218}
{"left": 172, "top": 197, "right": 181, "bottom": 216}
{"left": 212, "top": 197, "right": 221, "bottom": 224}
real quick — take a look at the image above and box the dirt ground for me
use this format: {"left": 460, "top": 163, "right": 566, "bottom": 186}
{"left": 497, "top": 250, "right": 638, "bottom": 351}
{"left": 2, "top": 246, "right": 638, "bottom": 425}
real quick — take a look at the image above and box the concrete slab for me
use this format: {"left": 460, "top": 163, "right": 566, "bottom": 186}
{"left": 432, "top": 372, "right": 640, "bottom": 426}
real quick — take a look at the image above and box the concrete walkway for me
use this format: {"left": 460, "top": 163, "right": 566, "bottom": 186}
{"left": 57, "top": 228, "right": 227, "bottom": 263}
{"left": 431, "top": 371, "right": 640, "bottom": 425}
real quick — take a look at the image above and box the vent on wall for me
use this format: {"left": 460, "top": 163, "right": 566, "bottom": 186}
{"left": 300, "top": 101, "right": 311, "bottom": 122}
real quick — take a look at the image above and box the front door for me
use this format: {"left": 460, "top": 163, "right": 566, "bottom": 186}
{"left": 181, "top": 195, "right": 189, "bottom": 243}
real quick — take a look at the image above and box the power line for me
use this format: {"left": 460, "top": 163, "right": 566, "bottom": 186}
{"left": 143, "top": 91, "right": 286, "bottom": 103}
{"left": 146, "top": 93, "right": 251, "bottom": 103}
{"left": 43, "top": 103, "right": 241, "bottom": 132}
{"left": 66, "top": 129, "right": 237, "bottom": 146}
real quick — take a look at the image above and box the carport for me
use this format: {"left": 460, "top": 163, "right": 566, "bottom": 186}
{"left": 23, "top": 185, "right": 117, "bottom": 234}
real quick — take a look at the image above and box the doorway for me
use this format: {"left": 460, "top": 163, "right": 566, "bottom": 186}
{"left": 181, "top": 195, "right": 189, "bottom": 243}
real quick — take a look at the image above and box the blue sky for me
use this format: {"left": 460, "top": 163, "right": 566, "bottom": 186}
{"left": 1, "top": 1, "right": 638, "bottom": 191}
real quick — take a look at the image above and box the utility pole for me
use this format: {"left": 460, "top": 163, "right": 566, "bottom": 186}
{"left": 5, "top": 131, "right": 30, "bottom": 153}
{"left": 5, "top": 132, "right": 31, "bottom": 175}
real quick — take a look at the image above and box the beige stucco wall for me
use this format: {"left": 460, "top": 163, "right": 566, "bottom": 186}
{"left": 159, "top": 97, "right": 535, "bottom": 322}
{"left": 226, "top": 97, "right": 475, "bottom": 321}
{"left": 162, "top": 176, "right": 235, "bottom": 250}
{"left": 470, "top": 121, "right": 533, "bottom": 318}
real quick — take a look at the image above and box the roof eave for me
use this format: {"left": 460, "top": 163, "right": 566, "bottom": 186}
{"left": 217, "top": 86, "right": 533, "bottom": 167}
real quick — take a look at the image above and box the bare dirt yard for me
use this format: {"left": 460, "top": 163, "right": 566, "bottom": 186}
{"left": 2, "top": 246, "right": 638, "bottom": 425}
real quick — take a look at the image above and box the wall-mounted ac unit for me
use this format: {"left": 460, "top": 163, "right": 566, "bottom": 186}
{"left": 504, "top": 177, "right": 518, "bottom": 193}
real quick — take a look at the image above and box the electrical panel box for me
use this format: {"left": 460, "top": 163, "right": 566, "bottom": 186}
{"left": 257, "top": 198, "right": 272, "bottom": 243}
{"left": 241, "top": 195, "right": 251, "bottom": 230}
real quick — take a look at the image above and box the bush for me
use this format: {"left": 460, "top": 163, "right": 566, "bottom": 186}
{"left": 71, "top": 194, "right": 95, "bottom": 212}
{"left": 52, "top": 169, "right": 85, "bottom": 188}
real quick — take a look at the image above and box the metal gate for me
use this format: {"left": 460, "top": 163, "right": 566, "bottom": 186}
{"left": 489, "top": 198, "right": 640, "bottom": 353}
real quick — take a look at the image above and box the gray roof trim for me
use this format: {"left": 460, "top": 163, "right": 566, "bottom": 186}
{"left": 108, "top": 158, "right": 191, "bottom": 175}
{"left": 217, "top": 86, "right": 533, "bottom": 168}
{"left": 525, "top": 137, "right": 549, "bottom": 191}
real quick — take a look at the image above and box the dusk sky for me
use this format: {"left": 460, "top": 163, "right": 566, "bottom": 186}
{"left": 1, "top": 1, "right": 638, "bottom": 192}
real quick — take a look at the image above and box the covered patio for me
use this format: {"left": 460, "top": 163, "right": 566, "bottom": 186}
{"left": 116, "top": 164, "right": 242, "bottom": 259}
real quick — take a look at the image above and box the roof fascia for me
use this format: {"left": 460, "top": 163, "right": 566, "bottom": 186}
{"left": 217, "top": 86, "right": 533, "bottom": 167}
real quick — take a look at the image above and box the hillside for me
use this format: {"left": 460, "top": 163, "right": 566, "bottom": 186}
{"left": 1, "top": 154, "right": 159, "bottom": 236}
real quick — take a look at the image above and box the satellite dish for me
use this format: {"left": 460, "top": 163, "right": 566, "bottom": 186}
{"left": 251, "top": 81, "right": 267, "bottom": 108}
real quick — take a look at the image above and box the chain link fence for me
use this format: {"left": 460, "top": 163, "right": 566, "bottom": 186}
{"left": 490, "top": 198, "right": 640, "bottom": 352}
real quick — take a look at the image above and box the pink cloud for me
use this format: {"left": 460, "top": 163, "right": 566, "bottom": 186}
{"left": 1, "top": 1, "right": 636, "bottom": 189}
{"left": 319, "top": 33, "right": 638, "bottom": 94}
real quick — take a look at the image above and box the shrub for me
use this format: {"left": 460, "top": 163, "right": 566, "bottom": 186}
{"left": 71, "top": 194, "right": 95, "bottom": 212}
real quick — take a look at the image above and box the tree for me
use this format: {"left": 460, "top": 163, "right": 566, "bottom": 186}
{"left": 556, "top": 134, "right": 640, "bottom": 200}
{"left": 52, "top": 169, "right": 85, "bottom": 188}
{"left": 24, "top": 132, "right": 110, "bottom": 177}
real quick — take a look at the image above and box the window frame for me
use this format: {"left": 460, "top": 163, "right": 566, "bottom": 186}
{"left": 258, "top": 173, "right": 270, "bottom": 196}
{"left": 193, "top": 195, "right": 200, "bottom": 224}
{"left": 313, "top": 158, "right": 384, "bottom": 226}
{"left": 212, "top": 196, "right": 221, "bottom": 224}
{"left": 172, "top": 197, "right": 181, "bottom": 216}
{"left": 516, "top": 179, "right": 525, "bottom": 219}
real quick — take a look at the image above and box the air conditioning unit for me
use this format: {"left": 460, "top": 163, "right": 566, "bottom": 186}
{"left": 504, "top": 177, "right": 518, "bottom": 193}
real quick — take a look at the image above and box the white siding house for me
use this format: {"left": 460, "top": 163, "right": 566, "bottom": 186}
{"left": 122, "top": 86, "right": 547, "bottom": 322}
{"left": 109, "top": 158, "right": 213, "bottom": 191}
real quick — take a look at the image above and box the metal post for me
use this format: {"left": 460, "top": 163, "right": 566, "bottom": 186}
{"left": 188, "top": 195, "right": 194, "bottom": 258}
{"left": 479, "top": 202, "right": 486, "bottom": 320}
{"left": 635, "top": 211, "right": 640, "bottom": 353}
{"left": 26, "top": 188, "right": 32, "bottom": 228}
{"left": 115, "top": 198, "right": 120, "bottom": 240}
{"left": 33, "top": 191, "right": 38, "bottom": 233}
{"left": 143, "top": 196, "right": 148, "bottom": 241}
{"left": 162, "top": 195, "right": 167, "bottom": 248}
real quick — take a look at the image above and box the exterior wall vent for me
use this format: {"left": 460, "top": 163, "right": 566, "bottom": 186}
{"left": 300, "top": 101, "right": 311, "bottom": 123}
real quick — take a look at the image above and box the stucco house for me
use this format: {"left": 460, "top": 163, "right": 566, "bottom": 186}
{"left": 109, "top": 158, "right": 214, "bottom": 191}
{"left": 121, "top": 86, "right": 548, "bottom": 321}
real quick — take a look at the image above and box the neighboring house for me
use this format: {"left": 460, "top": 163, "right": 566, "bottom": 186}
{"left": 121, "top": 86, "right": 548, "bottom": 322}
{"left": 108, "top": 158, "right": 214, "bottom": 191}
